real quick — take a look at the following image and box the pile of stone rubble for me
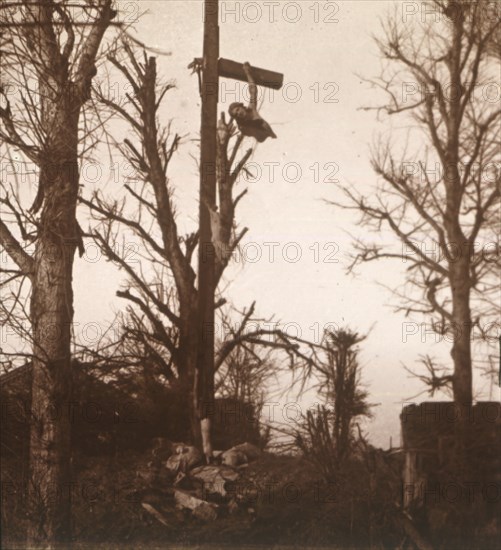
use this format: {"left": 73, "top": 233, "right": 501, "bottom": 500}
{"left": 138, "top": 439, "right": 263, "bottom": 524}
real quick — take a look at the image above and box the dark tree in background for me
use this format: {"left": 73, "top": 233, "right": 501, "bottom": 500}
{"left": 295, "top": 329, "right": 373, "bottom": 480}
{"left": 322, "top": 330, "right": 373, "bottom": 463}
{"left": 336, "top": 0, "right": 500, "bottom": 405}
{"left": 0, "top": 1, "right": 114, "bottom": 546}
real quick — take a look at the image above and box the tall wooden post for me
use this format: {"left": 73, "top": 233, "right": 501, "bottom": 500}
{"left": 196, "top": 0, "right": 219, "bottom": 460}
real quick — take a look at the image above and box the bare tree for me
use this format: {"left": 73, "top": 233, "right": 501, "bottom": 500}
{"left": 80, "top": 39, "right": 247, "bottom": 445}
{"left": 81, "top": 41, "right": 312, "bottom": 453}
{"left": 336, "top": 0, "right": 500, "bottom": 405}
{"left": 0, "top": 1, "right": 115, "bottom": 545}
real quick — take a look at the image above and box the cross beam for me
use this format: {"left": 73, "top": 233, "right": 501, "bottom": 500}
{"left": 218, "top": 58, "right": 283, "bottom": 89}
{"left": 193, "top": 57, "right": 284, "bottom": 89}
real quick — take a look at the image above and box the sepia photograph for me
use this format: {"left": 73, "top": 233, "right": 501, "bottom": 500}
{"left": 0, "top": 1, "right": 500, "bottom": 548}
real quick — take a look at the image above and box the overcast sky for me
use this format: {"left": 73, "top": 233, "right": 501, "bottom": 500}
{"left": 59, "top": 0, "right": 498, "bottom": 446}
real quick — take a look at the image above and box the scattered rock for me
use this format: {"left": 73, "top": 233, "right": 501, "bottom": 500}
{"left": 233, "top": 442, "right": 262, "bottom": 460}
{"left": 150, "top": 437, "right": 175, "bottom": 462}
{"left": 141, "top": 502, "right": 170, "bottom": 526}
{"left": 166, "top": 445, "right": 203, "bottom": 473}
{"left": 174, "top": 489, "right": 218, "bottom": 521}
{"left": 221, "top": 442, "right": 261, "bottom": 467}
{"left": 173, "top": 471, "right": 188, "bottom": 487}
{"left": 221, "top": 450, "right": 247, "bottom": 467}
{"left": 190, "top": 465, "right": 240, "bottom": 497}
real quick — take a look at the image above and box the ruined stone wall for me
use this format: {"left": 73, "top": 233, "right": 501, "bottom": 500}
{"left": 400, "top": 401, "right": 501, "bottom": 545}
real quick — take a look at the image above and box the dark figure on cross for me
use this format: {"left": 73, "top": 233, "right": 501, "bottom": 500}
{"left": 229, "top": 62, "right": 277, "bottom": 143}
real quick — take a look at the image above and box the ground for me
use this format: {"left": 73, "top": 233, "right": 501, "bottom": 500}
{"left": 2, "top": 444, "right": 498, "bottom": 549}
{"left": 1, "top": 448, "right": 403, "bottom": 549}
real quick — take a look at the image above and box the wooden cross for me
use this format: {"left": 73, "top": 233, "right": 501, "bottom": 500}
{"left": 196, "top": 0, "right": 283, "bottom": 463}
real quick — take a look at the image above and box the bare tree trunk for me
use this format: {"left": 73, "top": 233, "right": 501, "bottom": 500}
{"left": 444, "top": 2, "right": 473, "bottom": 407}
{"left": 449, "top": 260, "right": 473, "bottom": 406}
{"left": 1, "top": 2, "right": 113, "bottom": 546}
{"left": 28, "top": 112, "right": 80, "bottom": 547}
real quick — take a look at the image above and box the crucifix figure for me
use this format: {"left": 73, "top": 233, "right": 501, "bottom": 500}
{"left": 228, "top": 62, "right": 277, "bottom": 142}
